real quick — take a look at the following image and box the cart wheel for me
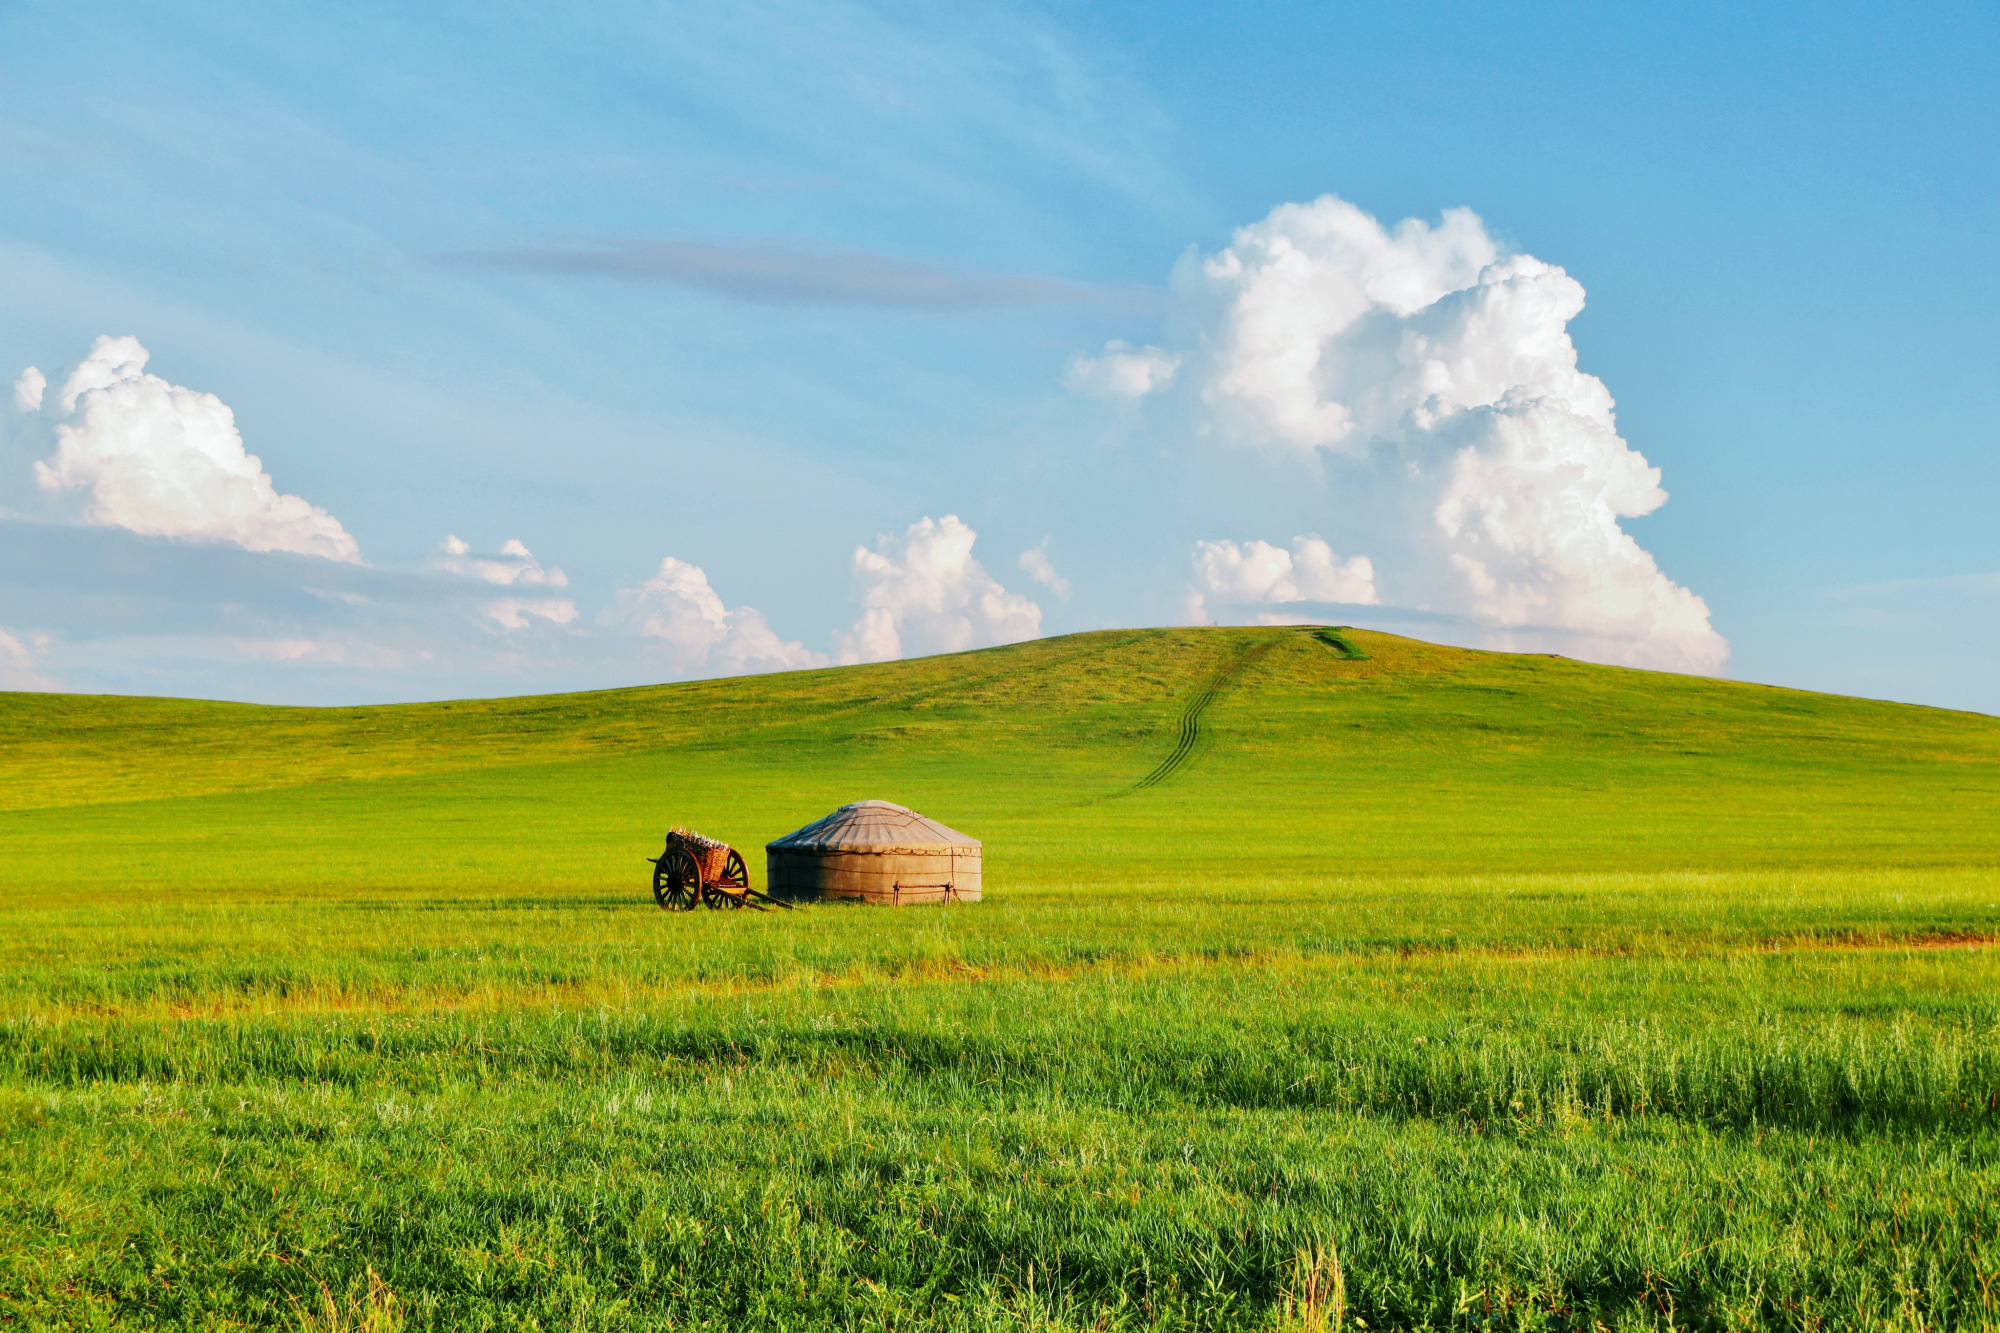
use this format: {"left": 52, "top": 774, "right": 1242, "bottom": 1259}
{"left": 717, "top": 849, "right": 750, "bottom": 891}
{"left": 653, "top": 846, "right": 701, "bottom": 912}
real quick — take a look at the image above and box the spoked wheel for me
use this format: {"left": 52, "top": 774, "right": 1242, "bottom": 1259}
{"left": 701, "top": 849, "right": 752, "bottom": 910}
{"left": 652, "top": 846, "right": 702, "bottom": 912}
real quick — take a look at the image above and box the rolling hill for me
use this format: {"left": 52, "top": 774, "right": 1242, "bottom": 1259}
{"left": 5, "top": 625, "right": 1997, "bottom": 897}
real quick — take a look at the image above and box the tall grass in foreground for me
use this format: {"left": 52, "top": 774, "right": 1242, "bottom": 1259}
{"left": 8, "top": 953, "right": 2000, "bottom": 1132}
{"left": 5, "top": 951, "right": 1998, "bottom": 1329}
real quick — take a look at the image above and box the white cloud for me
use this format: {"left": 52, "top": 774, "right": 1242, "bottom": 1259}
{"left": 13, "top": 367, "right": 45, "bottom": 412}
{"left": 1064, "top": 341, "right": 1181, "bottom": 399}
{"left": 612, "top": 556, "right": 826, "bottom": 676}
{"left": 437, "top": 535, "right": 576, "bottom": 630}
{"left": 439, "top": 535, "right": 567, "bottom": 588}
{"left": 1183, "top": 535, "right": 1378, "bottom": 624}
{"left": 834, "top": 515, "right": 1042, "bottom": 663}
{"left": 1171, "top": 199, "right": 1546, "bottom": 451}
{"left": 613, "top": 517, "right": 1040, "bottom": 676}
{"left": 481, "top": 596, "right": 578, "bottom": 633}
{"left": 1018, "top": 539, "right": 1070, "bottom": 598}
{"left": 29, "top": 336, "right": 360, "bottom": 563}
{"left": 1429, "top": 396, "right": 1720, "bottom": 671}
{"left": 1109, "top": 195, "right": 1726, "bottom": 674}
{"left": 0, "top": 626, "right": 56, "bottom": 690}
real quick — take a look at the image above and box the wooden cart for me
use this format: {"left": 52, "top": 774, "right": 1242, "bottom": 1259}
{"left": 648, "top": 828, "right": 791, "bottom": 912}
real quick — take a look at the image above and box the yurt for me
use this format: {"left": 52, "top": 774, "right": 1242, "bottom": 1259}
{"left": 765, "top": 801, "right": 981, "bottom": 904}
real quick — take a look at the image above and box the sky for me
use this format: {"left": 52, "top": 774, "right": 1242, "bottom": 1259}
{"left": 2, "top": 0, "right": 1995, "bottom": 712}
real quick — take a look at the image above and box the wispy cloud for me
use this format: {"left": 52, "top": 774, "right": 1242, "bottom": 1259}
{"left": 445, "top": 236, "right": 1158, "bottom": 312}
{"left": 1824, "top": 571, "right": 2000, "bottom": 601}
{"left": 0, "top": 516, "right": 638, "bottom": 703}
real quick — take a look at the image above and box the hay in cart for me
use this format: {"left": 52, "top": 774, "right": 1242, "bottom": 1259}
{"left": 765, "top": 801, "right": 981, "bottom": 905}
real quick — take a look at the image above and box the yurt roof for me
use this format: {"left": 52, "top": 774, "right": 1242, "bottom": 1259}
{"left": 767, "top": 801, "right": 980, "bottom": 854}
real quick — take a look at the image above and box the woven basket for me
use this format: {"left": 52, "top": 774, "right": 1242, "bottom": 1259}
{"left": 669, "top": 827, "right": 734, "bottom": 880}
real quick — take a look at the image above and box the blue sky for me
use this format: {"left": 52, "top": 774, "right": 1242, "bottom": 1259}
{"left": 2, "top": 0, "right": 1995, "bottom": 710}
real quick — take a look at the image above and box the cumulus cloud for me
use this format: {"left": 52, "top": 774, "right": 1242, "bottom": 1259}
{"left": 437, "top": 535, "right": 577, "bottom": 630}
{"left": 611, "top": 556, "right": 827, "bottom": 676}
{"left": 1182, "top": 535, "right": 1378, "bottom": 623}
{"left": 834, "top": 515, "right": 1042, "bottom": 664}
{"left": 28, "top": 336, "right": 360, "bottom": 562}
{"left": 13, "top": 367, "right": 45, "bottom": 412}
{"left": 1064, "top": 341, "right": 1181, "bottom": 399}
{"left": 610, "top": 517, "right": 1040, "bottom": 676}
{"left": 1428, "top": 396, "right": 1717, "bottom": 665}
{"left": 438, "top": 535, "right": 567, "bottom": 588}
{"left": 1097, "top": 195, "right": 1726, "bottom": 674}
{"left": 1018, "top": 539, "right": 1071, "bottom": 598}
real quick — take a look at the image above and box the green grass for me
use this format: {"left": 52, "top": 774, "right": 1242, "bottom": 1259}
{"left": 2, "top": 627, "right": 1998, "bottom": 1330}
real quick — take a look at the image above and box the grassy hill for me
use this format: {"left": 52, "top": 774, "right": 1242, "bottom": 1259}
{"left": 3, "top": 627, "right": 1997, "bottom": 1330}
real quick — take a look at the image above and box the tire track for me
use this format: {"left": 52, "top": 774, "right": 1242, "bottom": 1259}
{"left": 1130, "top": 639, "right": 1278, "bottom": 791}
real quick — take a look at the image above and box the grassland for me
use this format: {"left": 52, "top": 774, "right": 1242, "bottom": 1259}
{"left": 2, "top": 627, "right": 1997, "bottom": 1331}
